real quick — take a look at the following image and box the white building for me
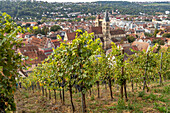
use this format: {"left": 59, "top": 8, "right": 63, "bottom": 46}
{"left": 165, "top": 11, "right": 170, "bottom": 15}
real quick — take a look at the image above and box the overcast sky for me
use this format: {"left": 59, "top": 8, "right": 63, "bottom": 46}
{"left": 36, "top": 0, "right": 170, "bottom": 3}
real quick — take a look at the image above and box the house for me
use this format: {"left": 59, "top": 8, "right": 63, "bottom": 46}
{"left": 132, "top": 41, "right": 150, "bottom": 52}
{"left": 136, "top": 38, "right": 152, "bottom": 45}
{"left": 29, "top": 36, "right": 55, "bottom": 56}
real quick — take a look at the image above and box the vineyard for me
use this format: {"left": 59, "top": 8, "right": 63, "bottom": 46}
{"left": 0, "top": 12, "right": 170, "bottom": 112}
{"left": 15, "top": 80, "right": 170, "bottom": 113}
{"left": 18, "top": 32, "right": 170, "bottom": 113}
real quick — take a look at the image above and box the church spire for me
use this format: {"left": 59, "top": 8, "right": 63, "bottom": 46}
{"left": 104, "top": 10, "right": 109, "bottom": 22}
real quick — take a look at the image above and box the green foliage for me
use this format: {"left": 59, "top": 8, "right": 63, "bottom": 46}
{"left": 33, "top": 27, "right": 42, "bottom": 35}
{"left": 162, "top": 86, "right": 170, "bottom": 94}
{"left": 138, "top": 91, "right": 145, "bottom": 97}
{"left": 145, "top": 93, "right": 157, "bottom": 101}
{"left": 41, "top": 26, "right": 49, "bottom": 35}
{"left": 19, "top": 27, "right": 170, "bottom": 112}
{"left": 116, "top": 99, "right": 126, "bottom": 110}
{"left": 162, "top": 33, "right": 170, "bottom": 38}
{"left": 154, "top": 102, "right": 169, "bottom": 113}
{"left": 0, "top": 1, "right": 170, "bottom": 20}
{"left": 127, "top": 102, "right": 134, "bottom": 110}
{"left": 144, "top": 33, "right": 153, "bottom": 37}
{"left": 32, "top": 26, "right": 48, "bottom": 35}
{"left": 50, "top": 25, "right": 62, "bottom": 32}
{"left": 21, "top": 91, "right": 29, "bottom": 98}
{"left": 90, "top": 95, "right": 95, "bottom": 101}
{"left": 154, "top": 29, "right": 159, "bottom": 37}
{"left": 0, "top": 12, "right": 25, "bottom": 111}
{"left": 109, "top": 99, "right": 134, "bottom": 111}
{"left": 152, "top": 39, "right": 165, "bottom": 45}
{"left": 127, "top": 36, "right": 136, "bottom": 43}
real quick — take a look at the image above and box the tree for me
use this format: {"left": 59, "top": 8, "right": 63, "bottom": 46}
{"left": 127, "top": 36, "right": 135, "bottom": 43}
{"left": 152, "top": 39, "right": 165, "bottom": 45}
{"left": 41, "top": 26, "right": 49, "bottom": 35}
{"left": 25, "top": 23, "right": 31, "bottom": 27}
{"left": 50, "top": 25, "right": 62, "bottom": 32}
{"left": 162, "top": 33, "right": 170, "bottom": 38}
{"left": 33, "top": 27, "right": 42, "bottom": 35}
{"left": 145, "top": 32, "right": 153, "bottom": 37}
{"left": 154, "top": 29, "right": 159, "bottom": 37}
{"left": 0, "top": 12, "right": 25, "bottom": 112}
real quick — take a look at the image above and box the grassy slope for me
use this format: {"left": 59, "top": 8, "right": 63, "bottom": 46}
{"left": 14, "top": 80, "right": 170, "bottom": 113}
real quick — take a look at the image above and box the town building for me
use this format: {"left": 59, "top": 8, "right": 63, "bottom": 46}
{"left": 88, "top": 11, "right": 127, "bottom": 50}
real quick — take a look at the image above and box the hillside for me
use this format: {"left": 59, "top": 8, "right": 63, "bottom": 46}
{"left": 0, "top": 1, "right": 169, "bottom": 20}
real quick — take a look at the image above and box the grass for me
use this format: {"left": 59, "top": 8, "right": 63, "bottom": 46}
{"left": 21, "top": 91, "right": 29, "bottom": 98}
{"left": 90, "top": 95, "right": 95, "bottom": 101}
{"left": 138, "top": 91, "right": 145, "bottom": 97}
{"left": 153, "top": 102, "right": 170, "bottom": 113}
{"left": 14, "top": 80, "right": 170, "bottom": 113}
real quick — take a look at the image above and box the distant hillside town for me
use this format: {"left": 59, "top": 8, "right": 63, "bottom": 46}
{"left": 14, "top": 9, "right": 170, "bottom": 75}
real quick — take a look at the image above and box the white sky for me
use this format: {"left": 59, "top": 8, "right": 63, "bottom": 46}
{"left": 36, "top": 0, "right": 170, "bottom": 3}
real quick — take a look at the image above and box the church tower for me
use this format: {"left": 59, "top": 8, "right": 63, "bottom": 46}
{"left": 102, "top": 10, "right": 110, "bottom": 50}
{"left": 95, "top": 14, "right": 102, "bottom": 27}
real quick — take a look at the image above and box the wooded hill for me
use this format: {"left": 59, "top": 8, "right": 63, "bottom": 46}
{"left": 0, "top": 1, "right": 169, "bottom": 20}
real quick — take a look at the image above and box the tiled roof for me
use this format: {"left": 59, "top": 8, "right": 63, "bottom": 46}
{"left": 21, "top": 38, "right": 29, "bottom": 45}
{"left": 131, "top": 45, "right": 139, "bottom": 51}
{"left": 23, "top": 51, "right": 47, "bottom": 64}
{"left": 51, "top": 39, "right": 63, "bottom": 48}
{"left": 19, "top": 45, "right": 38, "bottom": 54}
{"left": 88, "top": 26, "right": 102, "bottom": 34}
{"left": 40, "top": 37, "right": 48, "bottom": 48}
{"left": 110, "top": 29, "right": 125, "bottom": 35}
{"left": 67, "top": 32, "right": 77, "bottom": 40}
{"left": 29, "top": 36, "right": 53, "bottom": 49}
{"left": 19, "top": 44, "right": 47, "bottom": 64}
{"left": 132, "top": 41, "right": 149, "bottom": 51}
{"left": 29, "top": 36, "right": 41, "bottom": 47}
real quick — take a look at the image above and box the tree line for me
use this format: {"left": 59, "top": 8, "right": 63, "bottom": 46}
{"left": 0, "top": 1, "right": 169, "bottom": 20}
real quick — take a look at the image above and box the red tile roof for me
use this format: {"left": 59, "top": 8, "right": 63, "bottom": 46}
{"left": 132, "top": 41, "right": 149, "bottom": 51}
{"left": 110, "top": 29, "right": 125, "bottom": 35}
{"left": 29, "top": 36, "right": 41, "bottom": 47}
{"left": 51, "top": 39, "right": 63, "bottom": 48}
{"left": 67, "top": 32, "right": 77, "bottom": 40}
{"left": 88, "top": 26, "right": 103, "bottom": 34}
{"left": 19, "top": 44, "right": 47, "bottom": 64}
